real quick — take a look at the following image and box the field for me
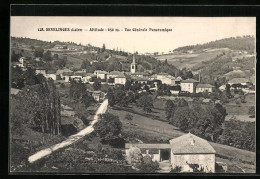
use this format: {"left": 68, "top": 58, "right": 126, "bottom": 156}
{"left": 110, "top": 99, "right": 256, "bottom": 173}
{"left": 225, "top": 94, "right": 255, "bottom": 121}
{"left": 155, "top": 50, "right": 226, "bottom": 69}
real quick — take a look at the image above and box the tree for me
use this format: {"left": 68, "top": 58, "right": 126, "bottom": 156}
{"left": 69, "top": 81, "right": 86, "bottom": 100}
{"left": 93, "top": 113, "right": 122, "bottom": 145}
{"left": 226, "top": 84, "right": 232, "bottom": 98}
{"left": 11, "top": 66, "right": 24, "bottom": 89}
{"left": 165, "top": 100, "right": 175, "bottom": 121}
{"left": 102, "top": 43, "right": 106, "bottom": 52}
{"left": 248, "top": 106, "right": 255, "bottom": 118}
{"left": 93, "top": 78, "right": 101, "bottom": 91}
{"left": 107, "top": 88, "right": 116, "bottom": 107}
{"left": 34, "top": 47, "right": 44, "bottom": 58}
{"left": 139, "top": 155, "right": 159, "bottom": 173}
{"left": 43, "top": 50, "right": 52, "bottom": 61}
{"left": 136, "top": 95, "right": 153, "bottom": 113}
{"left": 125, "top": 80, "right": 132, "bottom": 91}
{"left": 81, "top": 92, "right": 95, "bottom": 107}
{"left": 125, "top": 113, "right": 133, "bottom": 121}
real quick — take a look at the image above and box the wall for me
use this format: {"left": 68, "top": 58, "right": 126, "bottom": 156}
{"left": 115, "top": 77, "right": 126, "bottom": 85}
{"left": 181, "top": 83, "right": 194, "bottom": 93}
{"left": 171, "top": 152, "right": 215, "bottom": 173}
{"left": 196, "top": 87, "right": 213, "bottom": 93}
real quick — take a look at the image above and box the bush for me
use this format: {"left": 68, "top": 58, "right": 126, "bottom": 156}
{"left": 126, "top": 147, "right": 143, "bottom": 168}
{"left": 170, "top": 166, "right": 182, "bottom": 173}
{"left": 60, "top": 83, "right": 66, "bottom": 88}
{"left": 125, "top": 113, "right": 133, "bottom": 121}
{"left": 139, "top": 155, "right": 159, "bottom": 173}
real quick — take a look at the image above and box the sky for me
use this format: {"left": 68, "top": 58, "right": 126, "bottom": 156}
{"left": 11, "top": 17, "right": 255, "bottom": 54}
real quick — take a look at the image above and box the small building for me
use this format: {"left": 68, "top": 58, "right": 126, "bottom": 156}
{"left": 63, "top": 72, "right": 74, "bottom": 82}
{"left": 125, "top": 133, "right": 216, "bottom": 173}
{"left": 92, "top": 91, "right": 105, "bottom": 102}
{"left": 94, "top": 70, "right": 108, "bottom": 80}
{"left": 114, "top": 74, "right": 127, "bottom": 85}
{"left": 180, "top": 79, "right": 199, "bottom": 93}
{"left": 35, "top": 68, "right": 46, "bottom": 76}
{"left": 228, "top": 78, "right": 250, "bottom": 86}
{"left": 45, "top": 70, "right": 57, "bottom": 80}
{"left": 196, "top": 84, "right": 215, "bottom": 93}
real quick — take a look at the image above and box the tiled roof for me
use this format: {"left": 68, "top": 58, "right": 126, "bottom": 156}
{"left": 228, "top": 78, "right": 249, "bottom": 84}
{"left": 63, "top": 72, "right": 74, "bottom": 76}
{"left": 196, "top": 84, "right": 215, "bottom": 88}
{"left": 169, "top": 133, "right": 216, "bottom": 154}
{"left": 46, "top": 70, "right": 56, "bottom": 74}
{"left": 181, "top": 79, "right": 199, "bottom": 83}
{"left": 109, "top": 71, "right": 123, "bottom": 76}
{"left": 125, "top": 143, "right": 171, "bottom": 149}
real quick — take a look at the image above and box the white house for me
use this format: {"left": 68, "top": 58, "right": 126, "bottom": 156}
{"left": 18, "top": 57, "right": 25, "bottom": 68}
{"left": 228, "top": 78, "right": 249, "bottom": 86}
{"left": 35, "top": 69, "right": 46, "bottom": 76}
{"left": 45, "top": 70, "right": 57, "bottom": 80}
{"left": 180, "top": 79, "right": 199, "bottom": 93}
{"left": 196, "top": 84, "right": 215, "bottom": 93}
{"left": 94, "top": 70, "right": 108, "bottom": 80}
{"left": 114, "top": 74, "right": 127, "bottom": 85}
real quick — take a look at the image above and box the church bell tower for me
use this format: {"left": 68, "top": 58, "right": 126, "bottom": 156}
{"left": 131, "top": 54, "right": 137, "bottom": 73}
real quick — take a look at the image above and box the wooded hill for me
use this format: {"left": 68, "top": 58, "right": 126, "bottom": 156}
{"left": 174, "top": 36, "right": 255, "bottom": 53}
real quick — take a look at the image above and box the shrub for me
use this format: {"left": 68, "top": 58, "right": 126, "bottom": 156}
{"left": 126, "top": 147, "right": 143, "bottom": 168}
{"left": 170, "top": 166, "right": 182, "bottom": 173}
{"left": 125, "top": 113, "right": 133, "bottom": 121}
{"left": 60, "top": 83, "right": 66, "bottom": 88}
{"left": 139, "top": 155, "right": 159, "bottom": 173}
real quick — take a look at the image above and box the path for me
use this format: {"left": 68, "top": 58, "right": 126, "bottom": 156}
{"left": 28, "top": 99, "right": 108, "bottom": 164}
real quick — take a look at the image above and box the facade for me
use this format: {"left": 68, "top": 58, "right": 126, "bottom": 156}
{"left": 92, "top": 91, "right": 105, "bottom": 102}
{"left": 94, "top": 70, "right": 108, "bottom": 80}
{"left": 228, "top": 78, "right": 249, "bottom": 86}
{"left": 114, "top": 75, "right": 127, "bottom": 85}
{"left": 125, "top": 133, "right": 216, "bottom": 173}
{"left": 180, "top": 79, "right": 199, "bottom": 93}
{"left": 196, "top": 84, "right": 215, "bottom": 93}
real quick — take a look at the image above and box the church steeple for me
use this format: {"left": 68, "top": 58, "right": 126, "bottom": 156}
{"left": 131, "top": 53, "right": 137, "bottom": 73}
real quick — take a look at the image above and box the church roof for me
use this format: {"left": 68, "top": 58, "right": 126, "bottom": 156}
{"left": 169, "top": 133, "right": 216, "bottom": 154}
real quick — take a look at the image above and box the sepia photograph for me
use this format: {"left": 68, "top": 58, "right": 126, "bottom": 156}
{"left": 9, "top": 16, "right": 256, "bottom": 174}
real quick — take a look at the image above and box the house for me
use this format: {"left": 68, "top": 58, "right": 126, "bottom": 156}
{"left": 228, "top": 78, "right": 249, "bottom": 86}
{"left": 180, "top": 79, "right": 199, "bottom": 93}
{"left": 18, "top": 57, "right": 25, "bottom": 68}
{"left": 56, "top": 68, "right": 73, "bottom": 79}
{"left": 54, "top": 44, "right": 65, "bottom": 49}
{"left": 196, "top": 84, "right": 215, "bottom": 93}
{"left": 45, "top": 70, "right": 57, "bottom": 80}
{"left": 114, "top": 73, "right": 127, "bottom": 85}
{"left": 63, "top": 72, "right": 74, "bottom": 82}
{"left": 125, "top": 133, "right": 216, "bottom": 173}
{"left": 35, "top": 68, "right": 46, "bottom": 76}
{"left": 82, "top": 73, "right": 94, "bottom": 83}
{"left": 92, "top": 91, "right": 105, "bottom": 102}
{"left": 94, "top": 70, "right": 108, "bottom": 80}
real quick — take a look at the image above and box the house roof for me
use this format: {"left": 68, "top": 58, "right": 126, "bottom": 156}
{"left": 11, "top": 88, "right": 21, "bottom": 95}
{"left": 46, "top": 70, "right": 56, "bottom": 74}
{"left": 125, "top": 143, "right": 171, "bottom": 149}
{"left": 196, "top": 84, "right": 215, "bottom": 88}
{"left": 228, "top": 78, "right": 249, "bottom": 84}
{"left": 169, "top": 133, "right": 216, "bottom": 154}
{"left": 181, "top": 79, "right": 199, "bottom": 83}
{"left": 96, "top": 70, "right": 108, "bottom": 74}
{"left": 63, "top": 72, "right": 74, "bottom": 76}
{"left": 109, "top": 71, "right": 123, "bottom": 76}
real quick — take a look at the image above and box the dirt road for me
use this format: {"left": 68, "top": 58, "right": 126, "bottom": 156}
{"left": 28, "top": 99, "right": 108, "bottom": 163}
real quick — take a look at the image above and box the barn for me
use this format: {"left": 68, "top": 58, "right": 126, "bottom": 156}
{"left": 125, "top": 133, "right": 216, "bottom": 173}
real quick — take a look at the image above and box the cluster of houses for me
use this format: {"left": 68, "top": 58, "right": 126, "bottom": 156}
{"left": 14, "top": 54, "right": 254, "bottom": 97}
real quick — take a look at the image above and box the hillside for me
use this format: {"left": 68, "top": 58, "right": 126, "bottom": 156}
{"left": 173, "top": 36, "right": 255, "bottom": 53}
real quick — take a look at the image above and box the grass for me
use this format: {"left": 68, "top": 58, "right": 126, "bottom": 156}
{"left": 155, "top": 50, "right": 224, "bottom": 69}
{"left": 110, "top": 104, "right": 256, "bottom": 173}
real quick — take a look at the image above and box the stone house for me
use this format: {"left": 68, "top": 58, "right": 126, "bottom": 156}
{"left": 125, "top": 133, "right": 216, "bottom": 173}
{"left": 180, "top": 79, "right": 199, "bottom": 93}
{"left": 196, "top": 84, "right": 215, "bottom": 93}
